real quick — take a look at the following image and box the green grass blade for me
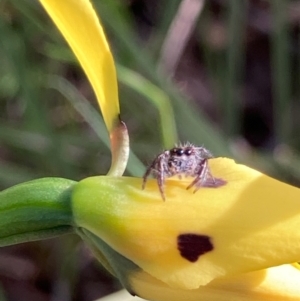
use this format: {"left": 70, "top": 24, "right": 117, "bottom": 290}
{"left": 117, "top": 65, "right": 178, "bottom": 148}
{"left": 271, "top": 0, "right": 292, "bottom": 144}
{"left": 45, "top": 75, "right": 145, "bottom": 176}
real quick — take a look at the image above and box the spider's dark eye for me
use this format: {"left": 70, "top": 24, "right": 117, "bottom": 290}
{"left": 184, "top": 148, "right": 192, "bottom": 156}
{"left": 171, "top": 148, "right": 184, "bottom": 156}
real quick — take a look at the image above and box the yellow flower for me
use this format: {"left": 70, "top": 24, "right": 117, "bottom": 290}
{"left": 72, "top": 158, "right": 300, "bottom": 297}
{"left": 39, "top": 0, "right": 300, "bottom": 300}
{"left": 128, "top": 264, "right": 300, "bottom": 301}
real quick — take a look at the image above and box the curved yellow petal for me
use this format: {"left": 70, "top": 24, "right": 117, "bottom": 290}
{"left": 72, "top": 158, "right": 300, "bottom": 290}
{"left": 39, "top": 0, "right": 119, "bottom": 132}
{"left": 130, "top": 265, "right": 300, "bottom": 301}
{"left": 81, "top": 227, "right": 300, "bottom": 301}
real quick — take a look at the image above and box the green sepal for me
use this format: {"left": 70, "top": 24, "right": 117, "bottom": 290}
{"left": 77, "top": 227, "right": 140, "bottom": 296}
{"left": 0, "top": 177, "right": 76, "bottom": 246}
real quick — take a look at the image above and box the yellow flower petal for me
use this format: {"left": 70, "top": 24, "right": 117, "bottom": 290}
{"left": 130, "top": 265, "right": 300, "bottom": 301}
{"left": 39, "top": 0, "right": 119, "bottom": 132}
{"left": 72, "top": 158, "right": 300, "bottom": 289}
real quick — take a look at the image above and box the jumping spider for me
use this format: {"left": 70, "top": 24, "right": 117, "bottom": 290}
{"left": 142, "top": 143, "right": 220, "bottom": 200}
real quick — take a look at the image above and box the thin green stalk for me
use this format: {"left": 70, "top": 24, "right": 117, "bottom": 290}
{"left": 151, "top": 0, "right": 182, "bottom": 53}
{"left": 117, "top": 65, "right": 178, "bottom": 148}
{"left": 271, "top": 0, "right": 292, "bottom": 144}
{"left": 0, "top": 18, "right": 46, "bottom": 131}
{"left": 222, "top": 0, "right": 247, "bottom": 137}
{"left": 46, "top": 75, "right": 145, "bottom": 176}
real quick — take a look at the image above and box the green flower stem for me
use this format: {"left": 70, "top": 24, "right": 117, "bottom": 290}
{"left": 0, "top": 177, "right": 76, "bottom": 246}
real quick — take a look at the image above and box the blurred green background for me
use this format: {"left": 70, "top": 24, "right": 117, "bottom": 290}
{"left": 1, "top": 0, "right": 300, "bottom": 300}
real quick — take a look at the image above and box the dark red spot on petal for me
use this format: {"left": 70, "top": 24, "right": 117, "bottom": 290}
{"left": 177, "top": 234, "right": 213, "bottom": 262}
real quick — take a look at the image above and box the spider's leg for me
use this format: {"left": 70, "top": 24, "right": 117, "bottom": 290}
{"left": 157, "top": 174, "right": 166, "bottom": 201}
{"left": 207, "top": 165, "right": 216, "bottom": 185}
{"left": 193, "top": 164, "right": 210, "bottom": 193}
{"left": 186, "top": 159, "right": 209, "bottom": 191}
{"left": 142, "top": 160, "right": 156, "bottom": 190}
{"left": 157, "top": 158, "right": 166, "bottom": 201}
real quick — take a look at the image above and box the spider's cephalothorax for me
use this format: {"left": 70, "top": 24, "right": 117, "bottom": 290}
{"left": 142, "top": 143, "right": 216, "bottom": 200}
